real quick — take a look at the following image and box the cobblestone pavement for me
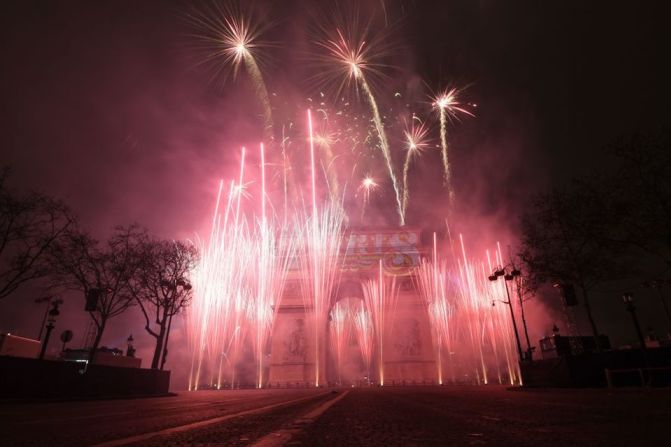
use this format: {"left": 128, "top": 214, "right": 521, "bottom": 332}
{"left": 2, "top": 386, "right": 670, "bottom": 446}
{"left": 293, "top": 386, "right": 671, "bottom": 447}
{"left": 0, "top": 388, "right": 326, "bottom": 446}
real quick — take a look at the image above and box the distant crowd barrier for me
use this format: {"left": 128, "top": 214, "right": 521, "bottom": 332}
{"left": 521, "top": 347, "right": 671, "bottom": 387}
{"left": 605, "top": 366, "right": 671, "bottom": 388}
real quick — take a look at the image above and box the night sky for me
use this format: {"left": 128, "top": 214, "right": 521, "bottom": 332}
{"left": 1, "top": 0, "right": 670, "bottom": 382}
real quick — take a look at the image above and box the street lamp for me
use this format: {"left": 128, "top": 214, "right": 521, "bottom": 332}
{"left": 489, "top": 267, "right": 525, "bottom": 362}
{"left": 126, "top": 334, "right": 136, "bottom": 357}
{"left": 35, "top": 296, "right": 63, "bottom": 341}
{"left": 622, "top": 292, "right": 647, "bottom": 353}
{"left": 38, "top": 300, "right": 62, "bottom": 360}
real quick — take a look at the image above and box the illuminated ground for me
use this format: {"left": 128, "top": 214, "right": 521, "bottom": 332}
{"left": 1, "top": 386, "right": 669, "bottom": 446}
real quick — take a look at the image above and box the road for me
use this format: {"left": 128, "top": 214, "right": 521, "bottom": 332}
{"left": 1, "top": 386, "right": 669, "bottom": 446}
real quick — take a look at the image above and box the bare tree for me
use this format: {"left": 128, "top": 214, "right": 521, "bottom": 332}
{"left": 130, "top": 239, "right": 198, "bottom": 370}
{"left": 0, "top": 169, "right": 75, "bottom": 299}
{"left": 608, "top": 132, "right": 671, "bottom": 269}
{"left": 520, "top": 182, "right": 624, "bottom": 350}
{"left": 48, "top": 225, "right": 144, "bottom": 359}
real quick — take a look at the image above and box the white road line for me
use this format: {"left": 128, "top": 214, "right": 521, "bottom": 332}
{"left": 251, "top": 390, "right": 351, "bottom": 447}
{"left": 92, "top": 391, "right": 330, "bottom": 447}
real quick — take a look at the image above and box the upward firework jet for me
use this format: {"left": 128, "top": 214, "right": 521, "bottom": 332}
{"left": 329, "top": 300, "right": 352, "bottom": 385}
{"left": 362, "top": 260, "right": 399, "bottom": 386}
{"left": 433, "top": 88, "right": 474, "bottom": 194}
{"left": 353, "top": 300, "right": 374, "bottom": 383}
{"left": 186, "top": 2, "right": 274, "bottom": 137}
{"left": 316, "top": 26, "right": 405, "bottom": 225}
{"left": 414, "top": 234, "right": 521, "bottom": 386}
{"left": 297, "top": 110, "right": 346, "bottom": 387}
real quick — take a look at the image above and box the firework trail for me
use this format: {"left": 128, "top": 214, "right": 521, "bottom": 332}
{"left": 296, "top": 202, "right": 345, "bottom": 387}
{"left": 250, "top": 143, "right": 294, "bottom": 388}
{"left": 186, "top": 2, "right": 274, "bottom": 137}
{"left": 414, "top": 233, "right": 521, "bottom": 386}
{"left": 251, "top": 218, "right": 293, "bottom": 388}
{"left": 362, "top": 260, "right": 399, "bottom": 386}
{"left": 189, "top": 144, "right": 295, "bottom": 390}
{"left": 317, "top": 27, "right": 405, "bottom": 225}
{"left": 189, "top": 178, "right": 253, "bottom": 390}
{"left": 297, "top": 110, "right": 346, "bottom": 387}
{"left": 361, "top": 80, "right": 403, "bottom": 224}
{"left": 415, "top": 265, "right": 453, "bottom": 383}
{"left": 401, "top": 118, "right": 429, "bottom": 220}
{"left": 433, "top": 88, "right": 474, "bottom": 195}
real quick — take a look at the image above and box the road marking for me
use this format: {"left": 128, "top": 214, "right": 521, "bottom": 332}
{"left": 250, "top": 390, "right": 350, "bottom": 447}
{"left": 92, "top": 391, "right": 330, "bottom": 447}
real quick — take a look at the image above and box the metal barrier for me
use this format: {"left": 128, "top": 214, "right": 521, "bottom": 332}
{"left": 605, "top": 366, "right": 671, "bottom": 388}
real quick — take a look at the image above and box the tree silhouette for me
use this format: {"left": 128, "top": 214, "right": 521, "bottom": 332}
{"left": 48, "top": 225, "right": 143, "bottom": 359}
{"left": 520, "top": 181, "right": 624, "bottom": 350}
{"left": 0, "top": 169, "right": 74, "bottom": 299}
{"left": 130, "top": 238, "right": 198, "bottom": 369}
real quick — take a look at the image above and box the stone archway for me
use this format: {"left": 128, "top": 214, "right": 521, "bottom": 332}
{"left": 326, "top": 278, "right": 370, "bottom": 385}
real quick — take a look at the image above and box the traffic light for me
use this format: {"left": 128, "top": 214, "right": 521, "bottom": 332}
{"left": 85, "top": 289, "right": 101, "bottom": 311}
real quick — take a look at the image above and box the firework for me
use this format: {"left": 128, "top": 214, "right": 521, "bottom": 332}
{"left": 401, "top": 117, "right": 430, "bottom": 220}
{"left": 357, "top": 175, "right": 378, "bottom": 221}
{"left": 181, "top": 5, "right": 526, "bottom": 391}
{"left": 316, "top": 26, "right": 405, "bottom": 225}
{"left": 433, "top": 88, "right": 474, "bottom": 194}
{"left": 186, "top": 2, "right": 274, "bottom": 137}
{"left": 414, "top": 234, "right": 521, "bottom": 386}
{"left": 297, "top": 110, "right": 346, "bottom": 387}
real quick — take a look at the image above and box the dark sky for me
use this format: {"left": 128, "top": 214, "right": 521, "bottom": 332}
{"left": 1, "top": 0, "right": 670, "bottom": 377}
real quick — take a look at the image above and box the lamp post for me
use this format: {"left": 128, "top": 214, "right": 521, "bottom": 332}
{"left": 35, "top": 296, "right": 62, "bottom": 341}
{"left": 623, "top": 292, "right": 648, "bottom": 374}
{"left": 622, "top": 292, "right": 647, "bottom": 351}
{"left": 489, "top": 267, "right": 524, "bottom": 362}
{"left": 126, "top": 334, "right": 136, "bottom": 357}
{"left": 38, "top": 300, "right": 61, "bottom": 360}
{"left": 511, "top": 266, "right": 534, "bottom": 361}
